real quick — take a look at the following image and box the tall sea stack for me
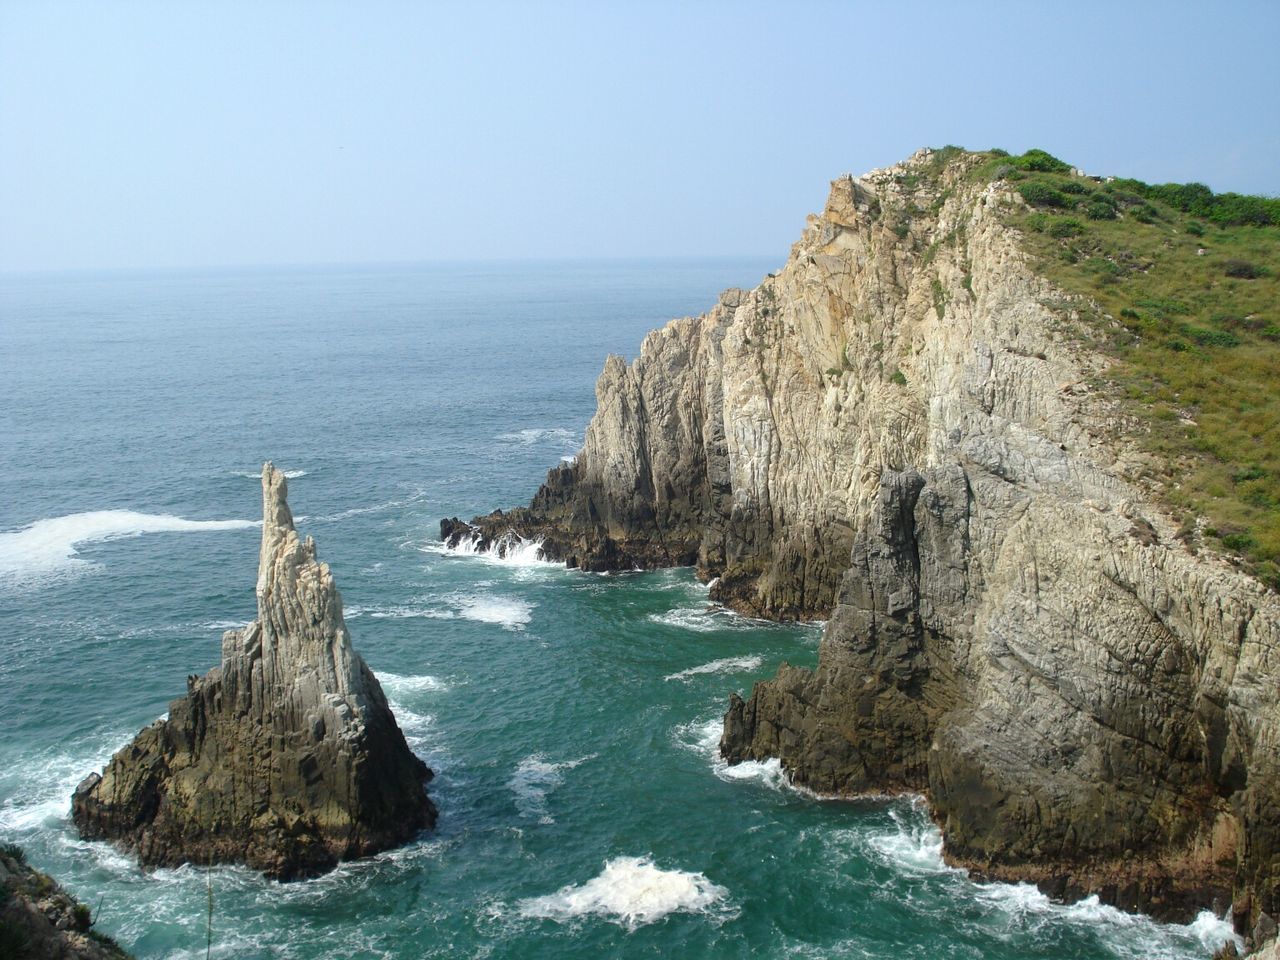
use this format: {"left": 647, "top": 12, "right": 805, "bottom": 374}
{"left": 449, "top": 148, "right": 1280, "bottom": 938}
{"left": 72, "top": 463, "right": 436, "bottom": 879}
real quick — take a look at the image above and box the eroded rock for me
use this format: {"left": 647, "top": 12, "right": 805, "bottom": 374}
{"left": 72, "top": 463, "right": 436, "bottom": 879}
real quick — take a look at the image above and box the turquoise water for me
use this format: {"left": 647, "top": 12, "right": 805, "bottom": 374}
{"left": 0, "top": 261, "right": 1234, "bottom": 958}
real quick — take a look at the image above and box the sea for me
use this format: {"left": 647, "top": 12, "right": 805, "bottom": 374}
{"left": 0, "top": 260, "right": 1239, "bottom": 958}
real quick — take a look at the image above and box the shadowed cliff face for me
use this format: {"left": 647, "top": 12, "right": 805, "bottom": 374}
{"left": 72, "top": 463, "right": 436, "bottom": 880}
{"left": 453, "top": 149, "right": 1280, "bottom": 937}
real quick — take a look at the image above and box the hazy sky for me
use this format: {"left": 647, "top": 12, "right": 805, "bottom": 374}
{"left": 2, "top": 1, "right": 1277, "bottom": 272}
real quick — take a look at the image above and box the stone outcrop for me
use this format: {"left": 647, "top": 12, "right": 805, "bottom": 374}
{"left": 0, "top": 845, "right": 131, "bottom": 959}
{"left": 454, "top": 149, "right": 1280, "bottom": 937}
{"left": 72, "top": 464, "right": 436, "bottom": 880}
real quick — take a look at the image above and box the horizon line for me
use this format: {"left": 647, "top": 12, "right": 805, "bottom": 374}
{"left": 0, "top": 252, "right": 785, "bottom": 280}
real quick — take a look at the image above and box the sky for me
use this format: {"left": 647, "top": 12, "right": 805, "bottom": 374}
{"left": 2, "top": 1, "right": 1278, "bottom": 272}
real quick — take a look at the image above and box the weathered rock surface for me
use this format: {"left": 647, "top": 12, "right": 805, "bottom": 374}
{"left": 0, "top": 846, "right": 131, "bottom": 959}
{"left": 457, "top": 149, "right": 1280, "bottom": 933}
{"left": 72, "top": 463, "right": 436, "bottom": 879}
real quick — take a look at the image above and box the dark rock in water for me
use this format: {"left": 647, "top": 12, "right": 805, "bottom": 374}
{"left": 71, "top": 463, "right": 436, "bottom": 880}
{"left": 0, "top": 844, "right": 132, "bottom": 959}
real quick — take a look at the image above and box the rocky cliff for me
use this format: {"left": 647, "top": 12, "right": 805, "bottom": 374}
{"left": 72, "top": 463, "right": 436, "bottom": 879}
{"left": 0, "top": 846, "right": 131, "bottom": 959}
{"left": 450, "top": 149, "right": 1280, "bottom": 943}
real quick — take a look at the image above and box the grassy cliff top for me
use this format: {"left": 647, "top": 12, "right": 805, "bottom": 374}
{"left": 925, "top": 147, "right": 1279, "bottom": 588}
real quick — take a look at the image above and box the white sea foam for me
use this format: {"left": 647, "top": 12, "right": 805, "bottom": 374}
{"left": 859, "top": 799, "right": 1243, "bottom": 957}
{"left": 234, "top": 468, "right": 307, "bottom": 479}
{"left": 387, "top": 705, "right": 434, "bottom": 749}
{"left": 517, "top": 856, "right": 729, "bottom": 929}
{"left": 0, "top": 732, "right": 130, "bottom": 836}
{"left": 496, "top": 427, "right": 578, "bottom": 446}
{"left": 458, "top": 595, "right": 533, "bottom": 629}
{"left": 378, "top": 672, "right": 448, "bottom": 695}
{"left": 664, "top": 655, "right": 764, "bottom": 681}
{"left": 0, "top": 511, "right": 257, "bottom": 584}
{"left": 367, "top": 605, "right": 455, "bottom": 621}
{"left": 508, "top": 753, "right": 595, "bottom": 824}
{"left": 201, "top": 618, "right": 249, "bottom": 631}
{"left": 435, "top": 533, "right": 555, "bottom": 568}
{"left": 675, "top": 716, "right": 795, "bottom": 793}
{"left": 864, "top": 801, "right": 956, "bottom": 877}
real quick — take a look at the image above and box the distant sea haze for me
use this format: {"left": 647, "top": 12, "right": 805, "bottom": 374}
{"left": 0, "top": 261, "right": 1233, "bottom": 958}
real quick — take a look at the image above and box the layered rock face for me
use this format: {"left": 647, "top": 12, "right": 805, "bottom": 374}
{"left": 457, "top": 150, "right": 1280, "bottom": 934}
{"left": 72, "top": 464, "right": 436, "bottom": 880}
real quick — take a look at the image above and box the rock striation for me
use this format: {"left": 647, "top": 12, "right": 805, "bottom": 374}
{"left": 454, "top": 149, "right": 1280, "bottom": 940}
{"left": 72, "top": 463, "right": 436, "bottom": 880}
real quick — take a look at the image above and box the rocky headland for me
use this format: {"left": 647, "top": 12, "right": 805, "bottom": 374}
{"left": 447, "top": 149, "right": 1280, "bottom": 949}
{"left": 72, "top": 463, "right": 436, "bottom": 880}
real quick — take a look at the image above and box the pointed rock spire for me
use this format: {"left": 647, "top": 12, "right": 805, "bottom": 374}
{"left": 72, "top": 463, "right": 436, "bottom": 879}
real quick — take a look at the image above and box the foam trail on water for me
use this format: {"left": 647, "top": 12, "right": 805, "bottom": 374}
{"left": 508, "top": 754, "right": 595, "bottom": 824}
{"left": 0, "top": 511, "right": 257, "bottom": 585}
{"left": 378, "top": 672, "right": 448, "bottom": 695}
{"left": 665, "top": 655, "right": 764, "bottom": 681}
{"left": 495, "top": 427, "right": 577, "bottom": 447}
{"left": 517, "top": 857, "right": 729, "bottom": 929}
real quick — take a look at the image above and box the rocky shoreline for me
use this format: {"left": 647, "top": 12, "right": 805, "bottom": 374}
{"left": 72, "top": 463, "right": 436, "bottom": 880}
{"left": 450, "top": 149, "right": 1279, "bottom": 950}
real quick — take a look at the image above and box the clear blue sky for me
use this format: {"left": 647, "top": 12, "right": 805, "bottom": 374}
{"left": 2, "top": 1, "right": 1277, "bottom": 272}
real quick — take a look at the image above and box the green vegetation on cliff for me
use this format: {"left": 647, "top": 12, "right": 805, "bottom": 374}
{"left": 954, "top": 148, "right": 1279, "bottom": 587}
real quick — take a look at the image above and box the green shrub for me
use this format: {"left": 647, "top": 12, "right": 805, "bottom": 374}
{"left": 1186, "top": 221, "right": 1205, "bottom": 236}
{"left": 1019, "top": 182, "right": 1071, "bottom": 208}
{"left": 1048, "top": 218, "right": 1084, "bottom": 238}
{"left": 1222, "top": 532, "right": 1257, "bottom": 552}
{"left": 1224, "top": 259, "right": 1266, "bottom": 279}
{"left": 1086, "top": 201, "right": 1117, "bottom": 220}
{"left": 890, "top": 368, "right": 908, "bottom": 386}
{"left": 1060, "top": 180, "right": 1088, "bottom": 195}
{"left": 1026, "top": 212, "right": 1049, "bottom": 233}
{"left": 1017, "top": 149, "right": 1071, "bottom": 173}
{"left": 1186, "top": 327, "right": 1241, "bottom": 348}
{"left": 0, "top": 844, "right": 25, "bottom": 864}
{"left": 73, "top": 902, "right": 92, "bottom": 931}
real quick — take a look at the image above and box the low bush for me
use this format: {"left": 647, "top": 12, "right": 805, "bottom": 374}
{"left": 1019, "top": 182, "right": 1071, "bottom": 208}
{"left": 1086, "top": 201, "right": 1117, "bottom": 220}
{"left": 1016, "top": 148, "right": 1071, "bottom": 173}
{"left": 1049, "top": 218, "right": 1084, "bottom": 238}
{"left": 1224, "top": 259, "right": 1266, "bottom": 279}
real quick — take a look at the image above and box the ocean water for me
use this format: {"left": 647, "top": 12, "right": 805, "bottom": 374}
{"left": 0, "top": 261, "right": 1236, "bottom": 959}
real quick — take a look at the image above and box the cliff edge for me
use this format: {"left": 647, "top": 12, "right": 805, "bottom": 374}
{"left": 72, "top": 463, "right": 436, "bottom": 879}
{"left": 449, "top": 148, "right": 1279, "bottom": 942}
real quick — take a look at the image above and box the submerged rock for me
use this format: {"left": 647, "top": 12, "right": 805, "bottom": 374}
{"left": 458, "top": 149, "right": 1280, "bottom": 932}
{"left": 72, "top": 463, "right": 436, "bottom": 879}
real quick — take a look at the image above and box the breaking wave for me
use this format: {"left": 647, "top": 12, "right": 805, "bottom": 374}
{"left": 517, "top": 856, "right": 729, "bottom": 929}
{"left": 433, "top": 533, "right": 554, "bottom": 568}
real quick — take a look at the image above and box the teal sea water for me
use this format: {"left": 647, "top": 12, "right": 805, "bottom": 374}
{"left": 0, "top": 261, "right": 1236, "bottom": 959}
